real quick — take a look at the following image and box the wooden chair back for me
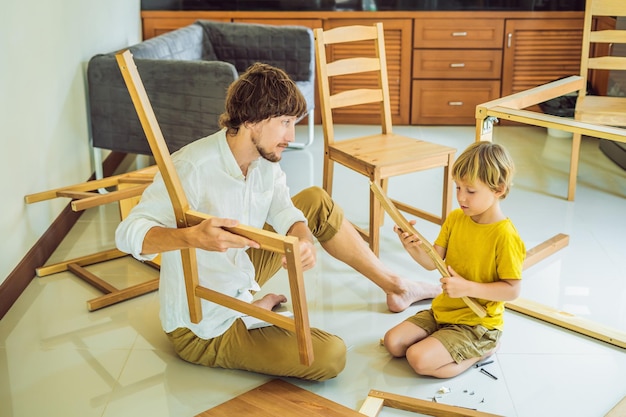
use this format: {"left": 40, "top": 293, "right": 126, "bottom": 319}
{"left": 315, "top": 22, "right": 392, "bottom": 146}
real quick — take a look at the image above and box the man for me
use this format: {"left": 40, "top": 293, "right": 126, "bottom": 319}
{"left": 116, "top": 63, "right": 440, "bottom": 381}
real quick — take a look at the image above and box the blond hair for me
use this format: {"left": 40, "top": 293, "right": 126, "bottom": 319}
{"left": 452, "top": 141, "right": 515, "bottom": 198}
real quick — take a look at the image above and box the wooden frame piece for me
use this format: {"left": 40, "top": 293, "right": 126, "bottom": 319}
{"left": 370, "top": 181, "right": 486, "bottom": 318}
{"left": 359, "top": 389, "right": 503, "bottom": 417}
{"left": 115, "top": 49, "right": 314, "bottom": 365}
{"left": 25, "top": 166, "right": 157, "bottom": 212}
{"left": 25, "top": 167, "right": 161, "bottom": 311}
{"left": 605, "top": 396, "right": 626, "bottom": 417}
{"left": 475, "top": 76, "right": 626, "bottom": 144}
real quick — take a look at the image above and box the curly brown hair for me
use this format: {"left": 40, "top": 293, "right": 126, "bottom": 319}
{"left": 219, "top": 63, "right": 307, "bottom": 135}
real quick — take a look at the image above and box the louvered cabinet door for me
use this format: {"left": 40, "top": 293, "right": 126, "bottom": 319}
{"left": 322, "top": 19, "right": 413, "bottom": 125}
{"left": 501, "top": 18, "right": 584, "bottom": 98}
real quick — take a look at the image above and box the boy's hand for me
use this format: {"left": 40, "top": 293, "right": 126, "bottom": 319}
{"left": 440, "top": 265, "right": 471, "bottom": 298}
{"left": 393, "top": 221, "right": 422, "bottom": 250}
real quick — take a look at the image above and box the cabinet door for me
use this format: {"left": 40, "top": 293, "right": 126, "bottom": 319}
{"left": 502, "top": 18, "right": 584, "bottom": 97}
{"left": 322, "top": 19, "right": 412, "bottom": 125}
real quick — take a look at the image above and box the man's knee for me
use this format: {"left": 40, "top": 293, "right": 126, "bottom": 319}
{"left": 311, "top": 334, "right": 347, "bottom": 381}
{"left": 292, "top": 186, "right": 343, "bottom": 242}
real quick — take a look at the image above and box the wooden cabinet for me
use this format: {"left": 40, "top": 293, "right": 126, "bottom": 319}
{"left": 501, "top": 18, "right": 584, "bottom": 96}
{"left": 141, "top": 10, "right": 585, "bottom": 125}
{"left": 411, "top": 18, "right": 503, "bottom": 125}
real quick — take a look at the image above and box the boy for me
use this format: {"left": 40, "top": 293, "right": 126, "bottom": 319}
{"left": 383, "top": 141, "right": 526, "bottom": 378}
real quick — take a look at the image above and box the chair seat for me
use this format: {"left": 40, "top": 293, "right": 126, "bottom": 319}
{"left": 329, "top": 133, "right": 456, "bottom": 178}
{"left": 576, "top": 96, "right": 626, "bottom": 126}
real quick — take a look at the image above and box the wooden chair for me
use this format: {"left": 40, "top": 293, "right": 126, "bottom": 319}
{"left": 115, "top": 50, "right": 314, "bottom": 366}
{"left": 476, "top": 0, "right": 626, "bottom": 201}
{"left": 314, "top": 22, "right": 456, "bottom": 256}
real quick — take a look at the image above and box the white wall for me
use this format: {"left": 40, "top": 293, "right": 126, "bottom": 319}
{"left": 0, "top": 0, "right": 141, "bottom": 284}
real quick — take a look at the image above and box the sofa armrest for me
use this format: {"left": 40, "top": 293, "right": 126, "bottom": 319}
{"left": 197, "top": 21, "right": 314, "bottom": 83}
{"left": 88, "top": 55, "right": 238, "bottom": 155}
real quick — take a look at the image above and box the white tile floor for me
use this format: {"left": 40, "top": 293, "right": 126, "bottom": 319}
{"left": 1, "top": 125, "right": 625, "bottom": 417}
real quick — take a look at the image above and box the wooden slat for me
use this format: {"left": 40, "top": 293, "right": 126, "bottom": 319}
{"left": 87, "top": 278, "right": 159, "bottom": 311}
{"left": 326, "top": 57, "right": 380, "bottom": 77}
{"left": 370, "top": 182, "right": 487, "bottom": 318}
{"left": 365, "top": 390, "right": 504, "bottom": 417}
{"left": 70, "top": 183, "right": 150, "bottom": 212}
{"left": 605, "top": 397, "right": 626, "bottom": 417}
{"left": 506, "top": 298, "right": 626, "bottom": 349}
{"left": 67, "top": 263, "right": 118, "bottom": 294}
{"left": 523, "top": 233, "right": 570, "bottom": 269}
{"left": 197, "top": 379, "right": 364, "bottom": 417}
{"left": 36, "top": 248, "right": 128, "bottom": 277}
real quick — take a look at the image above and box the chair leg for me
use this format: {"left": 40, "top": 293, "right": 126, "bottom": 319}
{"left": 369, "top": 179, "right": 385, "bottom": 257}
{"left": 442, "top": 153, "right": 454, "bottom": 222}
{"left": 323, "top": 155, "right": 334, "bottom": 196}
{"left": 568, "top": 133, "right": 582, "bottom": 201}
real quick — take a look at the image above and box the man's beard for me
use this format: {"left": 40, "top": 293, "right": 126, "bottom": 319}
{"left": 252, "top": 135, "right": 281, "bottom": 163}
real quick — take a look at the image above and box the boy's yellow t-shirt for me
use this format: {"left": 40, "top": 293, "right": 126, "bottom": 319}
{"left": 432, "top": 209, "right": 526, "bottom": 330}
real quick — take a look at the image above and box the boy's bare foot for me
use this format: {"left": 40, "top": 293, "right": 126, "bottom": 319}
{"left": 386, "top": 280, "right": 442, "bottom": 313}
{"left": 253, "top": 293, "right": 287, "bottom": 311}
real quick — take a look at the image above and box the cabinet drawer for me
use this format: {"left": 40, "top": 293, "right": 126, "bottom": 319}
{"left": 411, "top": 80, "right": 501, "bottom": 125}
{"left": 413, "top": 19, "right": 504, "bottom": 49}
{"left": 413, "top": 50, "right": 502, "bottom": 79}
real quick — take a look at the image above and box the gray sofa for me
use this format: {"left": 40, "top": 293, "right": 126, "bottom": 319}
{"left": 87, "top": 20, "right": 315, "bottom": 159}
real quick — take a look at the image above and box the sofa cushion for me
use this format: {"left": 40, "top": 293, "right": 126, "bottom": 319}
{"left": 197, "top": 20, "right": 313, "bottom": 82}
{"left": 130, "top": 23, "right": 217, "bottom": 61}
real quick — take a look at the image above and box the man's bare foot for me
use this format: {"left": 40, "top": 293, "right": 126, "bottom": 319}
{"left": 253, "top": 293, "right": 287, "bottom": 311}
{"left": 386, "top": 280, "right": 442, "bottom": 313}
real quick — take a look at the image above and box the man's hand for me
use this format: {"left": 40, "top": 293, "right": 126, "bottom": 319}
{"left": 141, "top": 217, "right": 259, "bottom": 255}
{"left": 190, "top": 217, "right": 260, "bottom": 252}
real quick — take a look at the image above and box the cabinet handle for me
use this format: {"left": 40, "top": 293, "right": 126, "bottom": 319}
{"left": 507, "top": 33, "right": 512, "bottom": 48}
{"left": 448, "top": 101, "right": 464, "bottom": 106}
{"left": 450, "top": 63, "right": 465, "bottom": 68}
{"left": 452, "top": 31, "right": 468, "bottom": 37}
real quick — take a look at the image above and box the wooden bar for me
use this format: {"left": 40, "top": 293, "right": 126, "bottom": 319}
{"left": 87, "top": 278, "right": 159, "bottom": 311}
{"left": 36, "top": 248, "right": 128, "bottom": 277}
{"left": 370, "top": 181, "right": 487, "bottom": 318}
{"left": 67, "top": 263, "right": 117, "bottom": 294}
{"left": 506, "top": 298, "right": 626, "bottom": 349}
{"left": 361, "top": 389, "right": 504, "bottom": 417}
{"left": 523, "top": 233, "right": 570, "bottom": 269}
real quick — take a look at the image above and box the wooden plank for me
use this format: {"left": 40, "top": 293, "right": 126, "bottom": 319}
{"left": 366, "top": 390, "right": 504, "bottom": 417}
{"left": 605, "top": 396, "right": 626, "bottom": 417}
{"left": 87, "top": 278, "right": 159, "bottom": 311}
{"left": 196, "top": 379, "right": 364, "bottom": 417}
{"left": 36, "top": 249, "right": 128, "bottom": 277}
{"left": 506, "top": 298, "right": 626, "bottom": 349}
{"left": 67, "top": 263, "right": 117, "bottom": 294}
{"left": 523, "top": 233, "right": 569, "bottom": 269}
{"left": 70, "top": 183, "right": 150, "bottom": 212}
{"left": 370, "top": 181, "right": 487, "bottom": 318}
{"left": 358, "top": 396, "right": 385, "bottom": 417}
{"left": 479, "top": 106, "right": 626, "bottom": 144}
